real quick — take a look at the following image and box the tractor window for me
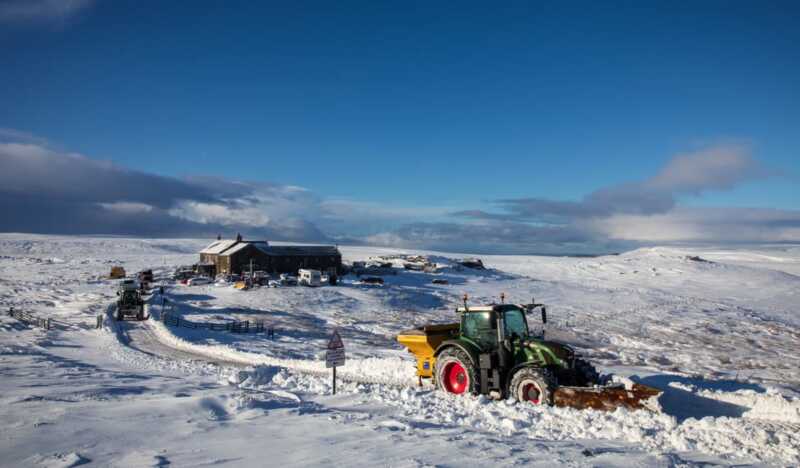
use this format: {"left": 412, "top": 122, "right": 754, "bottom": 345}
{"left": 462, "top": 312, "right": 497, "bottom": 348}
{"left": 503, "top": 308, "right": 528, "bottom": 337}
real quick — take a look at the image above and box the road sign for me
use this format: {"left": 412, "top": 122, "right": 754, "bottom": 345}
{"left": 327, "top": 329, "right": 344, "bottom": 349}
{"left": 325, "top": 329, "right": 346, "bottom": 394}
{"left": 326, "top": 348, "right": 345, "bottom": 368}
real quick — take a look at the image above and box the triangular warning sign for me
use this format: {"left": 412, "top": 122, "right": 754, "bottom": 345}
{"left": 327, "top": 329, "right": 344, "bottom": 349}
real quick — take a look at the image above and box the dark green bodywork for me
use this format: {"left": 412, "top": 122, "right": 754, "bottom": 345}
{"left": 434, "top": 304, "right": 577, "bottom": 394}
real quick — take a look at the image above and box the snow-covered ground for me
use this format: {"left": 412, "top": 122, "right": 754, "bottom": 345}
{"left": 1, "top": 234, "right": 799, "bottom": 466}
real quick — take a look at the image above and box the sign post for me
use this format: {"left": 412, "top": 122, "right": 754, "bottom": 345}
{"left": 325, "top": 329, "right": 345, "bottom": 394}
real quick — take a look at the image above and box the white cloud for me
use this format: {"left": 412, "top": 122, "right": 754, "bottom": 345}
{"left": 646, "top": 144, "right": 762, "bottom": 194}
{"left": 0, "top": 0, "right": 94, "bottom": 23}
{"left": 168, "top": 201, "right": 271, "bottom": 228}
{"left": 98, "top": 201, "right": 154, "bottom": 214}
{"left": 593, "top": 207, "right": 800, "bottom": 244}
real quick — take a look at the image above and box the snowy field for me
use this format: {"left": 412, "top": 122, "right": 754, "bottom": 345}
{"left": 1, "top": 234, "right": 799, "bottom": 467}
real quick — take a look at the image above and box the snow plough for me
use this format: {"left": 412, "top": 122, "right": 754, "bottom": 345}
{"left": 397, "top": 297, "right": 661, "bottom": 411}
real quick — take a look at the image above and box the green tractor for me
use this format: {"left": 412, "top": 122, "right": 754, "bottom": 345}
{"left": 115, "top": 280, "right": 146, "bottom": 321}
{"left": 397, "top": 297, "right": 660, "bottom": 411}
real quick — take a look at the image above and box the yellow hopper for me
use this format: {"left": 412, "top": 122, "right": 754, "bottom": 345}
{"left": 397, "top": 323, "right": 459, "bottom": 383}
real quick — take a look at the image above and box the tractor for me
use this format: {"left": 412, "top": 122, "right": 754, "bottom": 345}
{"left": 397, "top": 297, "right": 661, "bottom": 411}
{"left": 115, "top": 280, "right": 146, "bottom": 321}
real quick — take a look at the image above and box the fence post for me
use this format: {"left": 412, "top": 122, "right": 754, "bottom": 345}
{"left": 96, "top": 315, "right": 103, "bottom": 329}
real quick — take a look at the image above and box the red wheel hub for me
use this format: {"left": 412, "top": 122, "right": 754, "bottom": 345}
{"left": 521, "top": 383, "right": 541, "bottom": 404}
{"left": 443, "top": 361, "right": 468, "bottom": 394}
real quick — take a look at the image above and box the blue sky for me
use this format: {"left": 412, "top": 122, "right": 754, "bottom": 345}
{"left": 0, "top": 1, "right": 798, "bottom": 253}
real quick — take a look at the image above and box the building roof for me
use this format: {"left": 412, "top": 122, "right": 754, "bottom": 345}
{"left": 220, "top": 241, "right": 270, "bottom": 257}
{"left": 264, "top": 245, "right": 340, "bottom": 256}
{"left": 199, "top": 239, "right": 239, "bottom": 255}
{"left": 202, "top": 239, "right": 339, "bottom": 258}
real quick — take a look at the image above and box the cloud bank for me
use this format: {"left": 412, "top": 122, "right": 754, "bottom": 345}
{"left": 0, "top": 131, "right": 796, "bottom": 254}
{"left": 0, "top": 139, "right": 327, "bottom": 241}
{"left": 368, "top": 145, "right": 796, "bottom": 254}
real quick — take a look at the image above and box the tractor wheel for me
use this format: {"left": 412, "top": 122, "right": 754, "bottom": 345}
{"left": 435, "top": 347, "right": 477, "bottom": 396}
{"left": 574, "top": 359, "right": 600, "bottom": 386}
{"left": 509, "top": 367, "right": 555, "bottom": 405}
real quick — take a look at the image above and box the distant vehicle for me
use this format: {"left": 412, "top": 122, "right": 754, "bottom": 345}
{"left": 431, "top": 278, "right": 449, "bottom": 285}
{"left": 109, "top": 266, "right": 126, "bottom": 279}
{"left": 404, "top": 262, "right": 426, "bottom": 271}
{"left": 215, "top": 274, "right": 237, "bottom": 283}
{"left": 279, "top": 273, "right": 298, "bottom": 286}
{"left": 173, "top": 268, "right": 194, "bottom": 281}
{"left": 298, "top": 269, "right": 322, "bottom": 287}
{"left": 137, "top": 269, "right": 154, "bottom": 285}
{"left": 361, "top": 276, "right": 384, "bottom": 285}
{"left": 118, "top": 278, "right": 139, "bottom": 292}
{"left": 459, "top": 258, "right": 485, "bottom": 269}
{"left": 116, "top": 286, "right": 145, "bottom": 321}
{"left": 267, "top": 279, "right": 281, "bottom": 288}
{"left": 187, "top": 276, "right": 211, "bottom": 286}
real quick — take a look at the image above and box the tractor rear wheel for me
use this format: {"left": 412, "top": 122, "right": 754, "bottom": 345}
{"left": 509, "top": 367, "right": 555, "bottom": 405}
{"left": 435, "top": 347, "right": 477, "bottom": 396}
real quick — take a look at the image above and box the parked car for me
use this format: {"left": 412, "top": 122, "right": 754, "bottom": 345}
{"left": 431, "top": 278, "right": 449, "bottom": 285}
{"left": 267, "top": 279, "right": 281, "bottom": 288}
{"left": 361, "top": 276, "right": 384, "bottom": 285}
{"left": 279, "top": 273, "right": 298, "bottom": 286}
{"left": 187, "top": 276, "right": 211, "bottom": 286}
{"left": 173, "top": 269, "right": 195, "bottom": 281}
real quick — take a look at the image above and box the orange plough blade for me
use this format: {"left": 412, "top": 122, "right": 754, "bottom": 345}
{"left": 553, "top": 383, "right": 662, "bottom": 412}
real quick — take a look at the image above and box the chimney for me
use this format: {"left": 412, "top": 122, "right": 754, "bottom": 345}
{"left": 236, "top": 233, "right": 242, "bottom": 242}
{"left": 217, "top": 234, "right": 222, "bottom": 240}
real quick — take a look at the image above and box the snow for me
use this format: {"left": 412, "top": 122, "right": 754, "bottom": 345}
{"left": 1, "top": 234, "right": 799, "bottom": 466}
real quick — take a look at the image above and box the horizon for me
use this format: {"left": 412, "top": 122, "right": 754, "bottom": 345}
{"left": 1, "top": 1, "right": 799, "bottom": 254}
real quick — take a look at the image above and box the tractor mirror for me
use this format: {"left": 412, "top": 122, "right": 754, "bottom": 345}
{"left": 541, "top": 307, "right": 547, "bottom": 324}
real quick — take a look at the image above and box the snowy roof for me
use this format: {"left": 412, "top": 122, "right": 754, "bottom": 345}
{"left": 220, "top": 241, "right": 270, "bottom": 257}
{"left": 199, "top": 240, "right": 239, "bottom": 255}
{"left": 264, "top": 245, "right": 340, "bottom": 257}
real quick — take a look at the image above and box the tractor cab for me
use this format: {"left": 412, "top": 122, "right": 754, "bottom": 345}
{"left": 456, "top": 303, "right": 545, "bottom": 351}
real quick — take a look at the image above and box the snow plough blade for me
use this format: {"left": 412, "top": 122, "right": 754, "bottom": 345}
{"left": 553, "top": 383, "right": 662, "bottom": 412}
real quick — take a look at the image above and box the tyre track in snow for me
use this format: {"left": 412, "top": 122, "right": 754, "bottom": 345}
{"left": 108, "top": 300, "right": 414, "bottom": 388}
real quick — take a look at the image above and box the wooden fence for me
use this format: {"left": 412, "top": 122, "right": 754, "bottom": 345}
{"left": 161, "top": 311, "right": 272, "bottom": 335}
{"left": 7, "top": 307, "right": 52, "bottom": 330}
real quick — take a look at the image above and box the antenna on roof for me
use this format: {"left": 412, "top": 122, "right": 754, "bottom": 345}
{"left": 500, "top": 292, "right": 505, "bottom": 304}
{"left": 462, "top": 293, "right": 469, "bottom": 312}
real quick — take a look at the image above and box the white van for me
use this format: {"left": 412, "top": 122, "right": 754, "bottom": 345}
{"left": 298, "top": 269, "right": 322, "bottom": 287}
